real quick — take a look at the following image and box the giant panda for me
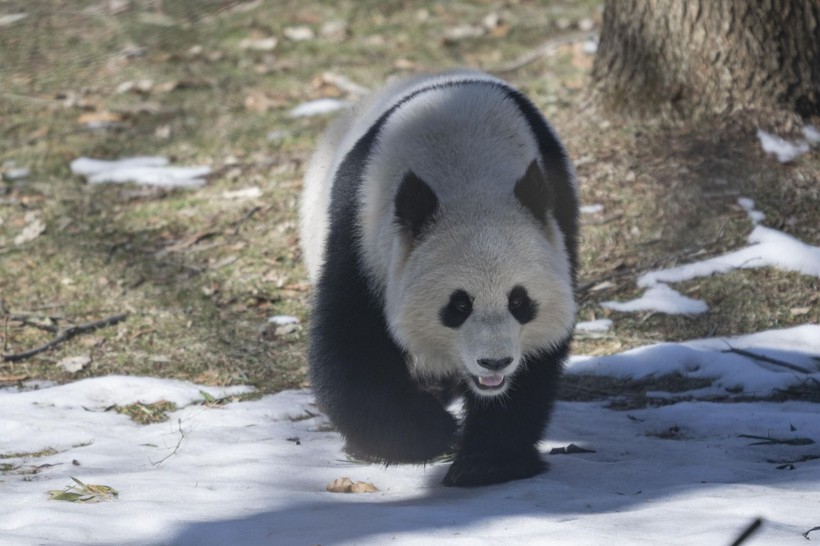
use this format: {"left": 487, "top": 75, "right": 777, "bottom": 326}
{"left": 300, "top": 70, "right": 578, "bottom": 487}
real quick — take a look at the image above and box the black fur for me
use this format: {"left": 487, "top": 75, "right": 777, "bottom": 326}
{"left": 308, "top": 77, "right": 577, "bottom": 486}
{"left": 504, "top": 89, "right": 579, "bottom": 284}
{"left": 442, "top": 339, "right": 568, "bottom": 486}
{"left": 514, "top": 160, "right": 553, "bottom": 225}
{"left": 309, "top": 114, "right": 458, "bottom": 464}
{"left": 508, "top": 285, "right": 537, "bottom": 325}
{"left": 395, "top": 171, "right": 439, "bottom": 240}
{"left": 440, "top": 290, "right": 473, "bottom": 329}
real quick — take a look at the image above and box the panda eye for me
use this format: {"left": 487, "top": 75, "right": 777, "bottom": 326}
{"left": 508, "top": 285, "right": 537, "bottom": 324}
{"left": 440, "top": 289, "right": 473, "bottom": 329}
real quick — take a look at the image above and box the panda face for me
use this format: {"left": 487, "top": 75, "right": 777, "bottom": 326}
{"left": 385, "top": 207, "right": 575, "bottom": 398}
{"left": 438, "top": 284, "right": 540, "bottom": 395}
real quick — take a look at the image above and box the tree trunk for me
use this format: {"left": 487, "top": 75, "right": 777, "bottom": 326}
{"left": 591, "top": 0, "right": 820, "bottom": 123}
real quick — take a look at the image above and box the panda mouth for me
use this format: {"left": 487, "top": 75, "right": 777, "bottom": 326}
{"left": 471, "top": 374, "right": 506, "bottom": 391}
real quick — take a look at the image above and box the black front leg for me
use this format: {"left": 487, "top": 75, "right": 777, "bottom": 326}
{"left": 309, "top": 246, "right": 458, "bottom": 464}
{"left": 442, "top": 341, "right": 569, "bottom": 486}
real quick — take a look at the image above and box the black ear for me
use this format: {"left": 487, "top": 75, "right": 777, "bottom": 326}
{"left": 395, "top": 170, "right": 439, "bottom": 240}
{"left": 514, "top": 160, "right": 553, "bottom": 224}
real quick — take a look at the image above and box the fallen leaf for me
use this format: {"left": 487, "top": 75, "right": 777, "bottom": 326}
{"left": 0, "top": 373, "right": 28, "bottom": 383}
{"left": 442, "top": 25, "right": 485, "bottom": 43}
{"left": 284, "top": 26, "right": 314, "bottom": 41}
{"left": 48, "top": 477, "right": 118, "bottom": 503}
{"left": 221, "top": 187, "right": 262, "bottom": 200}
{"left": 320, "top": 20, "right": 348, "bottom": 41}
{"left": 56, "top": 355, "right": 91, "bottom": 373}
{"left": 349, "top": 481, "right": 379, "bottom": 493}
{"left": 244, "top": 90, "right": 287, "bottom": 112}
{"left": 238, "top": 37, "right": 278, "bottom": 51}
{"left": 326, "top": 477, "right": 379, "bottom": 493}
{"left": 116, "top": 79, "right": 154, "bottom": 95}
{"left": 76, "top": 111, "right": 124, "bottom": 128}
{"left": 14, "top": 214, "right": 46, "bottom": 245}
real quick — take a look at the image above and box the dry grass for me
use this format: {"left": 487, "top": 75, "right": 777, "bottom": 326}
{"left": 1, "top": 1, "right": 817, "bottom": 400}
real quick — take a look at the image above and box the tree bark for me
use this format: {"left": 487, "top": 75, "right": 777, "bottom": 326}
{"left": 591, "top": 0, "right": 820, "bottom": 122}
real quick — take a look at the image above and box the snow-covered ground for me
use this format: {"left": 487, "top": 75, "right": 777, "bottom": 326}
{"left": 601, "top": 196, "right": 820, "bottom": 315}
{"left": 2, "top": 162, "right": 818, "bottom": 544}
{"left": 1, "top": 325, "right": 819, "bottom": 546}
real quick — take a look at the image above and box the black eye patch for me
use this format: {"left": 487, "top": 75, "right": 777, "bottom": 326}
{"left": 508, "top": 285, "right": 537, "bottom": 324}
{"left": 440, "top": 289, "right": 473, "bottom": 329}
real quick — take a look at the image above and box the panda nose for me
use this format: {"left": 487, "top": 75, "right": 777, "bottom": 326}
{"left": 477, "top": 357, "right": 513, "bottom": 371}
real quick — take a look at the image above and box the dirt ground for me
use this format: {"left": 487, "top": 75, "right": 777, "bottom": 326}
{"left": 1, "top": 0, "right": 818, "bottom": 399}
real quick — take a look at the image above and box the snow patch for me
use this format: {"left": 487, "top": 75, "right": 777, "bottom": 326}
{"left": 601, "top": 197, "right": 820, "bottom": 315}
{"left": 576, "top": 319, "right": 613, "bottom": 332}
{"left": 71, "top": 156, "right": 211, "bottom": 188}
{"left": 288, "top": 98, "right": 348, "bottom": 118}
{"left": 567, "top": 325, "right": 820, "bottom": 397}
{"left": 757, "top": 129, "right": 810, "bottom": 163}
{"left": 601, "top": 284, "right": 708, "bottom": 315}
{"left": 267, "top": 315, "right": 299, "bottom": 325}
{"left": 801, "top": 124, "right": 820, "bottom": 144}
{"left": 580, "top": 203, "right": 604, "bottom": 214}
{"left": 1, "top": 329, "right": 819, "bottom": 545}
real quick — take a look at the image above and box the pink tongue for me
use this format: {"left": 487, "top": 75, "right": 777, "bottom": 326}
{"left": 478, "top": 375, "right": 504, "bottom": 387}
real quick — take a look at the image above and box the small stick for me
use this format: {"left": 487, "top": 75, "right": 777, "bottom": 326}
{"left": 1, "top": 313, "right": 127, "bottom": 363}
{"left": 722, "top": 343, "right": 813, "bottom": 374}
{"left": 803, "top": 526, "right": 820, "bottom": 540}
{"left": 490, "top": 31, "right": 597, "bottom": 74}
{"left": 730, "top": 518, "right": 763, "bottom": 546}
{"left": 150, "top": 419, "right": 186, "bottom": 466}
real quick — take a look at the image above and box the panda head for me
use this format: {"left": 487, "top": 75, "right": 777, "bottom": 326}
{"left": 386, "top": 160, "right": 576, "bottom": 397}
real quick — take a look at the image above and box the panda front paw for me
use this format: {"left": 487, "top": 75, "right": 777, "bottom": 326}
{"left": 343, "top": 392, "right": 459, "bottom": 464}
{"left": 442, "top": 449, "right": 547, "bottom": 487}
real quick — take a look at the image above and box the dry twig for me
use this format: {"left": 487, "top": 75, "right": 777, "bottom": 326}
{"left": 722, "top": 343, "right": 813, "bottom": 374}
{"left": 150, "top": 419, "right": 186, "bottom": 466}
{"left": 1, "top": 313, "right": 127, "bottom": 362}
{"left": 730, "top": 518, "right": 763, "bottom": 546}
{"left": 490, "top": 31, "right": 597, "bottom": 74}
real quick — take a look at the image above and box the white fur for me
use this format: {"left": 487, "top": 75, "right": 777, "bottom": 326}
{"left": 301, "top": 70, "right": 502, "bottom": 281}
{"left": 300, "top": 71, "right": 576, "bottom": 396}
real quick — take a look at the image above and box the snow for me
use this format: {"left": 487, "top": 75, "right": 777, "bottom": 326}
{"left": 756, "top": 129, "right": 810, "bottom": 163}
{"left": 70, "top": 157, "right": 211, "bottom": 188}
{"left": 602, "top": 197, "right": 820, "bottom": 315}
{"left": 580, "top": 204, "right": 604, "bottom": 214}
{"left": 2, "top": 327, "right": 819, "bottom": 545}
{"left": 575, "top": 318, "right": 612, "bottom": 332}
{"left": 288, "top": 98, "right": 349, "bottom": 118}
{"left": 601, "top": 283, "right": 708, "bottom": 315}
{"left": 267, "top": 315, "right": 300, "bottom": 325}
{"left": 804, "top": 124, "right": 820, "bottom": 144}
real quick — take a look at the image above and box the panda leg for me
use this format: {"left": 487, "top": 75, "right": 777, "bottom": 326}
{"left": 309, "top": 270, "right": 458, "bottom": 464}
{"left": 442, "top": 342, "right": 568, "bottom": 487}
